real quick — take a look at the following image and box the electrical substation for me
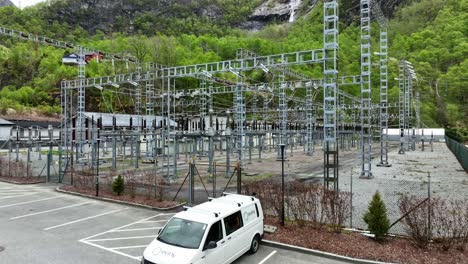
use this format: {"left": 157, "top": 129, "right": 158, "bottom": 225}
{"left": 1, "top": 0, "right": 421, "bottom": 196}
{"left": 1, "top": 0, "right": 465, "bottom": 234}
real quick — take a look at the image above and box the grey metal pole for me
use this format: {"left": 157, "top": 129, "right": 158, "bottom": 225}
{"left": 427, "top": 172, "right": 431, "bottom": 241}
{"left": 281, "top": 144, "right": 285, "bottom": 226}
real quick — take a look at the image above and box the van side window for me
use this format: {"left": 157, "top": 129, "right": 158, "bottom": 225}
{"left": 223, "top": 211, "right": 243, "bottom": 235}
{"left": 255, "top": 204, "right": 259, "bottom": 217}
{"left": 204, "top": 220, "right": 223, "bottom": 249}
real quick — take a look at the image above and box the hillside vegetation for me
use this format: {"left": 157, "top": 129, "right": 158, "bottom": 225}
{"left": 0, "top": 0, "right": 466, "bottom": 136}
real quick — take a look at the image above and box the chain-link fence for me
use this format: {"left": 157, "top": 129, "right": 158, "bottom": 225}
{"left": 445, "top": 136, "right": 468, "bottom": 172}
{"left": 0, "top": 143, "right": 59, "bottom": 181}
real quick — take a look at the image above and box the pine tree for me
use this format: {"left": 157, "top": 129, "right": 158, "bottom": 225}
{"left": 112, "top": 175, "right": 125, "bottom": 196}
{"left": 363, "top": 191, "right": 390, "bottom": 241}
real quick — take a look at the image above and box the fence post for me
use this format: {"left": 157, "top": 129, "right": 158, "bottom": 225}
{"left": 189, "top": 160, "right": 195, "bottom": 205}
{"left": 427, "top": 172, "right": 431, "bottom": 241}
{"left": 236, "top": 161, "right": 241, "bottom": 194}
{"left": 213, "top": 161, "right": 217, "bottom": 198}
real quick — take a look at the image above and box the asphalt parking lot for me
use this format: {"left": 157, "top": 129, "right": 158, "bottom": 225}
{"left": 0, "top": 181, "right": 349, "bottom": 264}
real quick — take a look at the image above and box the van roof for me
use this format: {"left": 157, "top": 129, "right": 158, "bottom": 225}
{"left": 175, "top": 193, "right": 258, "bottom": 224}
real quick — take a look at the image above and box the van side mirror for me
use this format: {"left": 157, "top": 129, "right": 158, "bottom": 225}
{"left": 206, "top": 241, "right": 217, "bottom": 250}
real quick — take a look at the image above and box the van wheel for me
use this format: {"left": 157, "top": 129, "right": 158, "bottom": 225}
{"left": 249, "top": 235, "right": 260, "bottom": 254}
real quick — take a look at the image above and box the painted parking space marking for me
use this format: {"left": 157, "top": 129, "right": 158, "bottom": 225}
{"left": 11, "top": 202, "right": 93, "bottom": 219}
{"left": 138, "top": 219, "right": 169, "bottom": 224}
{"left": 0, "top": 196, "right": 62, "bottom": 208}
{"left": 44, "top": 207, "right": 129, "bottom": 231}
{"left": 109, "top": 245, "right": 148, "bottom": 250}
{"left": 113, "top": 227, "right": 161, "bottom": 232}
{"left": 80, "top": 240, "right": 142, "bottom": 261}
{"left": 87, "top": 235, "right": 156, "bottom": 242}
{"left": 258, "top": 250, "right": 277, "bottom": 264}
{"left": 79, "top": 213, "right": 175, "bottom": 261}
{"left": 0, "top": 192, "right": 38, "bottom": 200}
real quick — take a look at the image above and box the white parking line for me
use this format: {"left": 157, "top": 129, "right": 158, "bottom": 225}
{"left": 44, "top": 208, "right": 128, "bottom": 231}
{"left": 109, "top": 245, "right": 148, "bottom": 250}
{"left": 0, "top": 193, "right": 38, "bottom": 200}
{"left": 11, "top": 202, "right": 92, "bottom": 219}
{"left": 139, "top": 220, "right": 170, "bottom": 224}
{"left": 0, "top": 196, "right": 62, "bottom": 209}
{"left": 259, "top": 250, "right": 277, "bottom": 264}
{"left": 79, "top": 213, "right": 175, "bottom": 261}
{"left": 80, "top": 240, "right": 142, "bottom": 261}
{"left": 114, "top": 227, "right": 161, "bottom": 232}
{"left": 87, "top": 235, "right": 155, "bottom": 242}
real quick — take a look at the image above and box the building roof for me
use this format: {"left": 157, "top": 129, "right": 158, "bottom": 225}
{"left": 83, "top": 112, "right": 177, "bottom": 128}
{"left": 0, "top": 118, "right": 14, "bottom": 126}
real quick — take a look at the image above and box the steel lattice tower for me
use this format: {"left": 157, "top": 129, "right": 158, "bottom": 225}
{"left": 406, "top": 75, "right": 412, "bottom": 151}
{"left": 278, "top": 72, "right": 288, "bottom": 159}
{"left": 306, "top": 82, "right": 314, "bottom": 156}
{"left": 145, "top": 63, "right": 155, "bottom": 117}
{"left": 323, "top": 0, "right": 339, "bottom": 191}
{"left": 235, "top": 74, "right": 245, "bottom": 165}
{"left": 360, "top": 0, "right": 373, "bottom": 178}
{"left": 135, "top": 63, "right": 142, "bottom": 116}
{"left": 371, "top": 0, "right": 391, "bottom": 166}
{"left": 77, "top": 47, "right": 86, "bottom": 150}
{"left": 200, "top": 77, "right": 207, "bottom": 131}
{"left": 398, "top": 61, "right": 406, "bottom": 154}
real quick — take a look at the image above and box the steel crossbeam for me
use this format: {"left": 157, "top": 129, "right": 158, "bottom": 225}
{"left": 61, "top": 49, "right": 324, "bottom": 89}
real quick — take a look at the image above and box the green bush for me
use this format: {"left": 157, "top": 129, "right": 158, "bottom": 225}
{"left": 363, "top": 191, "right": 390, "bottom": 241}
{"left": 112, "top": 175, "right": 125, "bottom": 196}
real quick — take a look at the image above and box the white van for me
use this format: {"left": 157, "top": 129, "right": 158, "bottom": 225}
{"left": 141, "top": 193, "right": 264, "bottom": 264}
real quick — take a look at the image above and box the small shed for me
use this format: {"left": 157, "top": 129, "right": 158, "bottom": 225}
{"left": 62, "top": 53, "right": 81, "bottom": 65}
{"left": 0, "top": 118, "right": 14, "bottom": 141}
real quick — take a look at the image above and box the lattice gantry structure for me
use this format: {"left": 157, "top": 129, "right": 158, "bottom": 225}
{"left": 0, "top": 26, "right": 138, "bottom": 182}
{"left": 323, "top": 0, "right": 339, "bottom": 191}
{"left": 5, "top": 1, "right": 419, "bottom": 192}
{"left": 398, "top": 60, "right": 417, "bottom": 154}
{"left": 371, "top": 0, "right": 391, "bottom": 167}
{"left": 359, "top": 0, "right": 373, "bottom": 179}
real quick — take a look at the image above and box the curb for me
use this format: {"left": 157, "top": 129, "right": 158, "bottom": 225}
{"left": 0, "top": 178, "right": 46, "bottom": 185}
{"left": 55, "top": 187, "right": 185, "bottom": 212}
{"left": 261, "top": 240, "right": 392, "bottom": 264}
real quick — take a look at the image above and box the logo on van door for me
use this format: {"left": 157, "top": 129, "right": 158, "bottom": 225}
{"left": 244, "top": 210, "right": 256, "bottom": 222}
{"left": 152, "top": 247, "right": 176, "bottom": 258}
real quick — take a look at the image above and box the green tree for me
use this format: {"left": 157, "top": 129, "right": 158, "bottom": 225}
{"left": 112, "top": 175, "right": 125, "bottom": 196}
{"left": 363, "top": 191, "right": 390, "bottom": 241}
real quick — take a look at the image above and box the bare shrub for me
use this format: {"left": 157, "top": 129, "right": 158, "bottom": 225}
{"left": 155, "top": 176, "right": 168, "bottom": 201}
{"left": 304, "top": 183, "right": 322, "bottom": 228}
{"left": 0, "top": 157, "right": 6, "bottom": 176}
{"left": 243, "top": 180, "right": 281, "bottom": 221}
{"left": 124, "top": 171, "right": 137, "bottom": 198}
{"left": 398, "top": 195, "right": 430, "bottom": 248}
{"left": 321, "top": 189, "right": 351, "bottom": 232}
{"left": 432, "top": 198, "right": 468, "bottom": 251}
{"left": 73, "top": 172, "right": 94, "bottom": 190}
{"left": 284, "top": 182, "right": 323, "bottom": 227}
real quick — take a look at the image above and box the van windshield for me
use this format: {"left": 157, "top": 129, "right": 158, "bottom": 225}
{"left": 157, "top": 217, "right": 207, "bottom": 249}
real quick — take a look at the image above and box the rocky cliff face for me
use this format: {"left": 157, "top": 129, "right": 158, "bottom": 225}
{"left": 0, "top": 0, "right": 14, "bottom": 7}
{"left": 36, "top": 0, "right": 407, "bottom": 34}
